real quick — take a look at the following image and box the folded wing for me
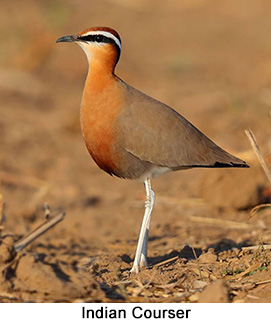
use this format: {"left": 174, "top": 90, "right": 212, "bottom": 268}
{"left": 117, "top": 85, "right": 247, "bottom": 169}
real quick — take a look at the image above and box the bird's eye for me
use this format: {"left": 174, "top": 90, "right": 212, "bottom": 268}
{"left": 95, "top": 35, "right": 104, "bottom": 43}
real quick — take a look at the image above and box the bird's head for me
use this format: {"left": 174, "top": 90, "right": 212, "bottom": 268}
{"left": 56, "top": 27, "right": 122, "bottom": 71}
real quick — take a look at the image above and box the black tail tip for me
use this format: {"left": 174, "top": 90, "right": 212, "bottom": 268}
{"left": 213, "top": 161, "right": 249, "bottom": 168}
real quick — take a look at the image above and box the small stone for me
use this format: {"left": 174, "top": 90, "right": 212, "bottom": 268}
{"left": 198, "top": 250, "right": 217, "bottom": 263}
{"left": 193, "top": 280, "right": 208, "bottom": 289}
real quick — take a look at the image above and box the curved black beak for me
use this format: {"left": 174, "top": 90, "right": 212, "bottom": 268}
{"left": 56, "top": 35, "right": 77, "bottom": 43}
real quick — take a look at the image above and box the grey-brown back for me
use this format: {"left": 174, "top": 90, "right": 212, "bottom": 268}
{"left": 116, "top": 83, "right": 248, "bottom": 172}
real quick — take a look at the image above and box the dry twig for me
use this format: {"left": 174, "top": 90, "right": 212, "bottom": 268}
{"left": 245, "top": 129, "right": 271, "bottom": 184}
{"left": 242, "top": 245, "right": 271, "bottom": 251}
{"left": 188, "top": 215, "right": 251, "bottom": 229}
{"left": 1, "top": 212, "right": 65, "bottom": 274}
{"left": 250, "top": 203, "right": 271, "bottom": 218}
{"left": 226, "top": 263, "right": 261, "bottom": 280}
{"left": 14, "top": 212, "right": 65, "bottom": 252}
{"left": 255, "top": 279, "right": 271, "bottom": 286}
{"left": 191, "top": 246, "right": 203, "bottom": 280}
{"left": 153, "top": 255, "right": 179, "bottom": 268}
{"left": 245, "top": 129, "right": 271, "bottom": 218}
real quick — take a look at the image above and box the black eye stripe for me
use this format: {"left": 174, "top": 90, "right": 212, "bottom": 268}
{"left": 79, "top": 34, "right": 116, "bottom": 46}
{"left": 78, "top": 33, "right": 121, "bottom": 64}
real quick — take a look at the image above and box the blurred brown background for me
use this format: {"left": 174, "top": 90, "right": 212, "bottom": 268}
{"left": 1, "top": 0, "right": 271, "bottom": 302}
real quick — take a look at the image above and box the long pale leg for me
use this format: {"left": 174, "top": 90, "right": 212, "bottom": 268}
{"left": 130, "top": 179, "right": 155, "bottom": 273}
{"left": 140, "top": 180, "right": 155, "bottom": 267}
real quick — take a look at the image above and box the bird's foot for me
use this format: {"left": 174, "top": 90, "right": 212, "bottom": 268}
{"left": 130, "top": 263, "right": 139, "bottom": 274}
{"left": 130, "top": 254, "right": 148, "bottom": 273}
{"left": 140, "top": 253, "right": 149, "bottom": 268}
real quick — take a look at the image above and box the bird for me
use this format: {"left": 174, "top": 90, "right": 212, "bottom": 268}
{"left": 56, "top": 26, "right": 249, "bottom": 273}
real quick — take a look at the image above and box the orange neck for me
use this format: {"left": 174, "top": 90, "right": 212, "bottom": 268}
{"left": 85, "top": 61, "right": 115, "bottom": 92}
{"left": 83, "top": 44, "right": 118, "bottom": 92}
{"left": 80, "top": 48, "right": 124, "bottom": 175}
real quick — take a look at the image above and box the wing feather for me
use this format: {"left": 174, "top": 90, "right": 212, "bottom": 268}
{"left": 117, "top": 85, "right": 247, "bottom": 168}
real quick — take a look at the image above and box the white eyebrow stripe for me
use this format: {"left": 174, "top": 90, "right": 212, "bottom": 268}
{"left": 81, "top": 31, "right": 121, "bottom": 50}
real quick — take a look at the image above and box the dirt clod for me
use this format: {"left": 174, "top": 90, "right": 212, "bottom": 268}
{"left": 198, "top": 249, "right": 217, "bottom": 263}
{"left": 14, "top": 253, "right": 104, "bottom": 302}
{"left": 198, "top": 280, "right": 229, "bottom": 303}
{"left": 0, "top": 236, "right": 16, "bottom": 264}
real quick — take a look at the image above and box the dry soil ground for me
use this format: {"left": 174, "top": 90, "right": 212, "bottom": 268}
{"left": 1, "top": 0, "right": 271, "bottom": 302}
